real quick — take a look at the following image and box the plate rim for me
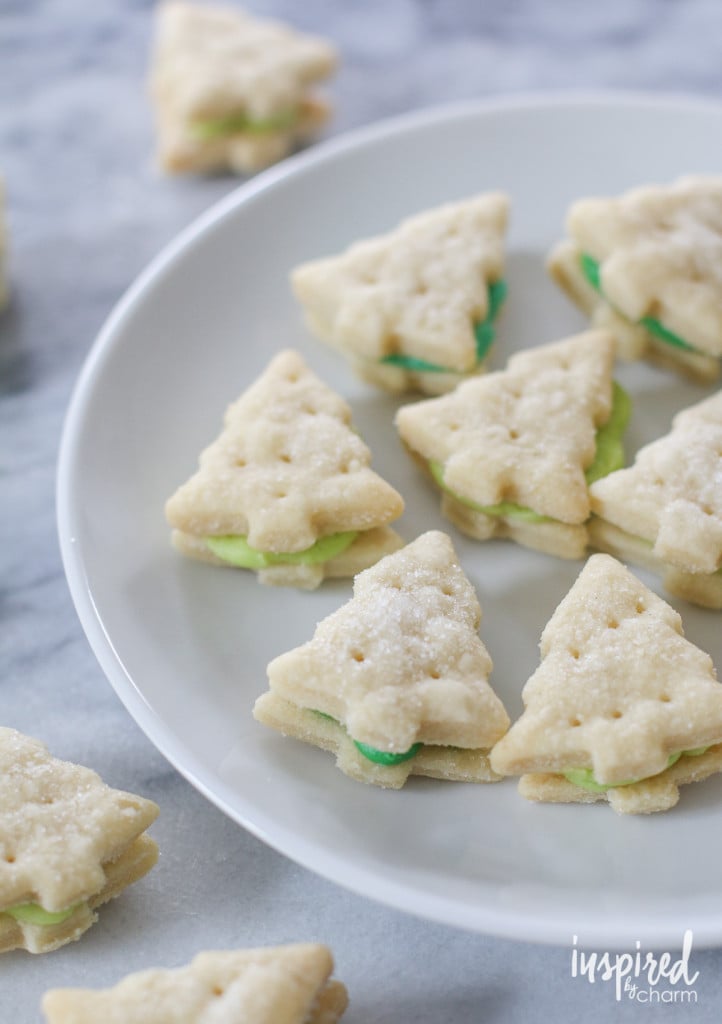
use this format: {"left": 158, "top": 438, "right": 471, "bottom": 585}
{"left": 57, "top": 90, "right": 722, "bottom": 950}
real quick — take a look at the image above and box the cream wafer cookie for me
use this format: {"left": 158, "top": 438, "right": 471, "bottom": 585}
{"left": 589, "top": 390, "right": 722, "bottom": 608}
{"left": 42, "top": 943, "right": 348, "bottom": 1024}
{"left": 490, "top": 554, "right": 722, "bottom": 814}
{"left": 548, "top": 176, "right": 722, "bottom": 381}
{"left": 396, "top": 330, "right": 626, "bottom": 558}
{"left": 165, "top": 350, "right": 404, "bottom": 589}
{"left": 150, "top": 2, "right": 337, "bottom": 175}
{"left": 291, "top": 193, "right": 509, "bottom": 395}
{"left": 254, "top": 531, "right": 510, "bottom": 788}
{"left": 0, "top": 728, "right": 158, "bottom": 953}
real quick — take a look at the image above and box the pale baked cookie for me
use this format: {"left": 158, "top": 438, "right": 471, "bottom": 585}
{"left": 490, "top": 554, "right": 722, "bottom": 814}
{"left": 291, "top": 194, "right": 509, "bottom": 395}
{"left": 254, "top": 531, "right": 510, "bottom": 788}
{"left": 150, "top": 2, "right": 338, "bottom": 175}
{"left": 396, "top": 330, "right": 628, "bottom": 559}
{"left": 548, "top": 176, "right": 722, "bottom": 381}
{"left": 0, "top": 728, "right": 159, "bottom": 954}
{"left": 165, "top": 350, "right": 404, "bottom": 589}
{"left": 589, "top": 390, "right": 722, "bottom": 608}
{"left": 42, "top": 943, "right": 348, "bottom": 1023}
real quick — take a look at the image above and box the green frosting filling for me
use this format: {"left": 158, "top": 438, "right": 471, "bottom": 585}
{"left": 4, "top": 902, "right": 80, "bottom": 926}
{"left": 563, "top": 747, "right": 709, "bottom": 793}
{"left": 352, "top": 739, "right": 422, "bottom": 765}
{"left": 380, "top": 279, "right": 507, "bottom": 373}
{"left": 429, "top": 456, "right": 551, "bottom": 523}
{"left": 192, "top": 109, "right": 298, "bottom": 140}
{"left": 428, "top": 382, "right": 630, "bottom": 522}
{"left": 579, "top": 252, "right": 698, "bottom": 354}
{"left": 205, "top": 531, "right": 358, "bottom": 569}
{"left": 308, "top": 710, "right": 422, "bottom": 766}
{"left": 584, "top": 381, "right": 632, "bottom": 484}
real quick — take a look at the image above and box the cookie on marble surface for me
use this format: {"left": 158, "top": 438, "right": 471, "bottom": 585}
{"left": 490, "top": 554, "right": 722, "bottom": 814}
{"left": 165, "top": 350, "right": 404, "bottom": 589}
{"left": 396, "top": 330, "right": 627, "bottom": 558}
{"left": 548, "top": 176, "right": 722, "bottom": 381}
{"left": 291, "top": 194, "right": 509, "bottom": 395}
{"left": 150, "top": 1, "right": 337, "bottom": 174}
{"left": 589, "top": 389, "right": 722, "bottom": 608}
{"left": 42, "top": 943, "right": 348, "bottom": 1023}
{"left": 0, "top": 728, "right": 159, "bottom": 954}
{"left": 254, "top": 531, "right": 510, "bottom": 788}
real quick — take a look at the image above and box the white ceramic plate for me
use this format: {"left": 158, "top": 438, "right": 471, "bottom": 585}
{"left": 58, "top": 94, "right": 722, "bottom": 949}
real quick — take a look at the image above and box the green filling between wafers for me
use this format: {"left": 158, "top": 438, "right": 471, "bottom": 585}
{"left": 429, "top": 382, "right": 630, "bottom": 522}
{"left": 579, "top": 252, "right": 698, "bottom": 353}
{"left": 380, "top": 279, "right": 507, "bottom": 373}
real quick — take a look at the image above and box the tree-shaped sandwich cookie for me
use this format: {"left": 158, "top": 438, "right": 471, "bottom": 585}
{"left": 490, "top": 555, "right": 722, "bottom": 814}
{"left": 291, "top": 194, "right": 509, "bottom": 395}
{"left": 590, "top": 390, "right": 722, "bottom": 609}
{"left": 548, "top": 176, "right": 722, "bottom": 381}
{"left": 165, "top": 350, "right": 404, "bottom": 589}
{"left": 254, "top": 531, "right": 510, "bottom": 788}
{"left": 396, "top": 330, "right": 629, "bottom": 559}
{"left": 0, "top": 728, "right": 158, "bottom": 954}
{"left": 150, "top": 1, "right": 337, "bottom": 175}
{"left": 42, "top": 944, "right": 348, "bottom": 1024}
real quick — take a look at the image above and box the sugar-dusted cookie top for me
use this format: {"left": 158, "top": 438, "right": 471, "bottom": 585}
{"left": 266, "top": 531, "right": 509, "bottom": 752}
{"left": 291, "top": 194, "right": 509, "bottom": 373}
{"left": 591, "top": 390, "right": 722, "bottom": 574}
{"left": 0, "top": 728, "right": 158, "bottom": 913}
{"left": 152, "top": 2, "right": 337, "bottom": 123}
{"left": 165, "top": 350, "right": 404, "bottom": 553}
{"left": 490, "top": 554, "right": 722, "bottom": 787}
{"left": 396, "top": 330, "right": 616, "bottom": 523}
{"left": 566, "top": 176, "right": 722, "bottom": 356}
{"left": 42, "top": 944, "right": 348, "bottom": 1024}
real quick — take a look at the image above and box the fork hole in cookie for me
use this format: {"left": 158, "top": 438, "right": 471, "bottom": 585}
{"left": 607, "top": 618, "right": 619, "bottom": 629}
{"left": 429, "top": 670, "right": 441, "bottom": 679}
{"left": 235, "top": 458, "right": 246, "bottom": 468}
{"left": 659, "top": 694, "right": 672, "bottom": 703}
{"left": 611, "top": 710, "right": 623, "bottom": 719}
{"left": 351, "top": 650, "right": 365, "bottom": 663}
{"left": 4, "top": 854, "right": 15, "bottom": 863}
{"left": 212, "top": 986, "right": 224, "bottom": 997}
{"left": 569, "top": 717, "right": 582, "bottom": 728}
{"left": 509, "top": 428, "right": 520, "bottom": 440}
{"left": 279, "top": 453, "right": 292, "bottom": 464}
{"left": 569, "top": 648, "right": 581, "bottom": 660}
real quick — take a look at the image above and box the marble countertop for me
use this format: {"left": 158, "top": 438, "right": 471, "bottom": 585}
{"left": 4, "top": 1, "right": 722, "bottom": 1020}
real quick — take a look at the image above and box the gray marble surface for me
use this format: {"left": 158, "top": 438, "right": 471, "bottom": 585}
{"left": 3, "top": 1, "right": 722, "bottom": 1020}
